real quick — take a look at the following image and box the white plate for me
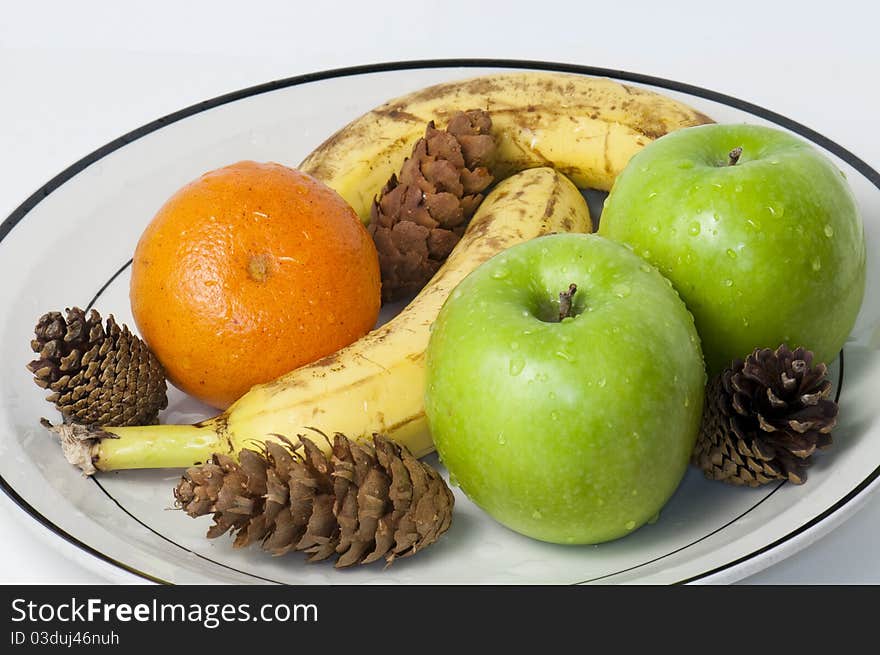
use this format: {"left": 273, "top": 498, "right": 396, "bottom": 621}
{"left": 1, "top": 60, "right": 877, "bottom": 585}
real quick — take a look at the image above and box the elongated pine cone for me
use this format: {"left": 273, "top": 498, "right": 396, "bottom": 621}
{"left": 369, "top": 109, "right": 496, "bottom": 302}
{"left": 27, "top": 307, "right": 168, "bottom": 426}
{"left": 174, "top": 433, "right": 455, "bottom": 568}
{"left": 692, "top": 344, "right": 838, "bottom": 486}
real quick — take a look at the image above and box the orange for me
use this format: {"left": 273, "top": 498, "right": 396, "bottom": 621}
{"left": 130, "top": 160, "right": 381, "bottom": 409}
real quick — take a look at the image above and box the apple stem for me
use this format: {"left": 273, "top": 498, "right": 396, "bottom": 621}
{"left": 728, "top": 147, "right": 743, "bottom": 166}
{"left": 558, "top": 283, "right": 578, "bottom": 321}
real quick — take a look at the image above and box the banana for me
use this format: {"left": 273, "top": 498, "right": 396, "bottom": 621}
{"left": 300, "top": 71, "right": 713, "bottom": 222}
{"left": 49, "top": 167, "right": 591, "bottom": 472}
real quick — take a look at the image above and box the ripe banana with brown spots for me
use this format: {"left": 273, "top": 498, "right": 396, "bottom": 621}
{"left": 48, "top": 167, "right": 592, "bottom": 472}
{"left": 300, "top": 71, "right": 714, "bottom": 222}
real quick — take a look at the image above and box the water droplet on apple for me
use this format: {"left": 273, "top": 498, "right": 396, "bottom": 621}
{"left": 632, "top": 489, "right": 639, "bottom": 496}
{"left": 824, "top": 224, "right": 834, "bottom": 238}
{"left": 451, "top": 288, "right": 462, "bottom": 300}
{"left": 613, "top": 283, "right": 631, "bottom": 298}
{"left": 734, "top": 184, "right": 743, "bottom": 193}
{"left": 509, "top": 357, "right": 525, "bottom": 376}
{"left": 726, "top": 248, "right": 737, "bottom": 259}
{"left": 767, "top": 201, "right": 785, "bottom": 217}
{"left": 649, "top": 225, "right": 659, "bottom": 234}
{"left": 555, "top": 350, "right": 573, "bottom": 362}
{"left": 647, "top": 192, "right": 658, "bottom": 200}
{"left": 713, "top": 212, "right": 721, "bottom": 222}
{"left": 497, "top": 434, "right": 506, "bottom": 445}
{"left": 625, "top": 520, "right": 636, "bottom": 530}
{"left": 632, "top": 431, "right": 640, "bottom": 440}
{"left": 550, "top": 411, "right": 559, "bottom": 422}
{"left": 510, "top": 341, "right": 520, "bottom": 351}
{"left": 612, "top": 326, "right": 620, "bottom": 334}
{"left": 684, "top": 396, "right": 690, "bottom": 408}
{"left": 812, "top": 256, "right": 822, "bottom": 271}
{"left": 491, "top": 268, "right": 509, "bottom": 280}
{"left": 742, "top": 317, "right": 750, "bottom": 327}
{"left": 639, "top": 263, "right": 651, "bottom": 273}
{"left": 597, "top": 377, "right": 606, "bottom": 388}
{"left": 722, "top": 279, "right": 733, "bottom": 287}
{"left": 532, "top": 510, "right": 543, "bottom": 520}
{"left": 688, "top": 222, "right": 701, "bottom": 236}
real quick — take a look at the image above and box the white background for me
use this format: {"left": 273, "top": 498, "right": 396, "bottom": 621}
{"left": 1, "top": 0, "right": 878, "bottom": 584}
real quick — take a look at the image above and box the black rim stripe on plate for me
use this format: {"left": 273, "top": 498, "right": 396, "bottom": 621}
{"left": 0, "top": 58, "right": 874, "bottom": 585}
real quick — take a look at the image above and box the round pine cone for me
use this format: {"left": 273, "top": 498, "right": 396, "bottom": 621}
{"left": 692, "top": 344, "right": 838, "bottom": 486}
{"left": 27, "top": 307, "right": 168, "bottom": 426}
{"left": 369, "top": 109, "right": 496, "bottom": 302}
{"left": 174, "top": 433, "right": 454, "bottom": 568}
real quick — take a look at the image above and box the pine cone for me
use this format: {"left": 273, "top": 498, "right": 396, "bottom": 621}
{"left": 27, "top": 307, "right": 168, "bottom": 426}
{"left": 174, "top": 433, "right": 455, "bottom": 568}
{"left": 692, "top": 344, "right": 838, "bottom": 486}
{"left": 369, "top": 109, "right": 496, "bottom": 302}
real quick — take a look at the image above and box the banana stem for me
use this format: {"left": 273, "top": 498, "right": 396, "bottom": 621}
{"left": 44, "top": 418, "right": 231, "bottom": 474}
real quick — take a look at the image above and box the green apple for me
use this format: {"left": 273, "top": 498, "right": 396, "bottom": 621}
{"left": 425, "top": 233, "right": 705, "bottom": 544}
{"left": 599, "top": 123, "right": 866, "bottom": 374}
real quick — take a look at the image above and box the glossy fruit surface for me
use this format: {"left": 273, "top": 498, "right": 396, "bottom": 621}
{"left": 425, "top": 233, "right": 705, "bottom": 544}
{"left": 599, "top": 123, "right": 866, "bottom": 373}
{"left": 130, "top": 161, "right": 380, "bottom": 408}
